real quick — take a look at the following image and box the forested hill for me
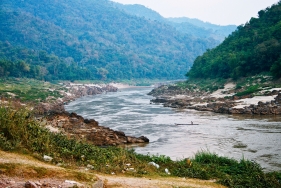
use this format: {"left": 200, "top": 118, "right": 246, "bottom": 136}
{"left": 187, "top": 1, "right": 281, "bottom": 79}
{"left": 114, "top": 3, "right": 237, "bottom": 42}
{"left": 0, "top": 0, "right": 219, "bottom": 81}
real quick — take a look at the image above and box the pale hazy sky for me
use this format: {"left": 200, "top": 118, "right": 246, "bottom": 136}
{"left": 111, "top": 0, "right": 279, "bottom": 25}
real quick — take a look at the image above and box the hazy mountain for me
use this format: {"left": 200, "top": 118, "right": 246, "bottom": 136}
{"left": 167, "top": 17, "right": 237, "bottom": 41}
{"left": 113, "top": 3, "right": 167, "bottom": 22}
{"left": 114, "top": 3, "right": 237, "bottom": 42}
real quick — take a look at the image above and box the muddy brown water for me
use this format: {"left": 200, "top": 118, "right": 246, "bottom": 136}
{"left": 65, "top": 87, "right": 281, "bottom": 172}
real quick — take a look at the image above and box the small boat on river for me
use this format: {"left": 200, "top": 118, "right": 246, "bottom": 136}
{"left": 175, "top": 123, "right": 199, "bottom": 125}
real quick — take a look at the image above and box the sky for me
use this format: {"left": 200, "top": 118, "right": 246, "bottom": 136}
{"left": 111, "top": 0, "right": 279, "bottom": 25}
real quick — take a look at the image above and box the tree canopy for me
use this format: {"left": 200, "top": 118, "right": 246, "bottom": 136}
{"left": 187, "top": 1, "right": 281, "bottom": 79}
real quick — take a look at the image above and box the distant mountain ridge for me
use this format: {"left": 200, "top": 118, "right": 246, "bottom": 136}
{"left": 113, "top": 3, "right": 237, "bottom": 41}
{"left": 0, "top": 0, "right": 220, "bottom": 81}
{"left": 113, "top": 4, "right": 166, "bottom": 22}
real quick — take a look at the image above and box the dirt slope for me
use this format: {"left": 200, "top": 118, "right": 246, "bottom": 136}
{"left": 0, "top": 150, "right": 225, "bottom": 188}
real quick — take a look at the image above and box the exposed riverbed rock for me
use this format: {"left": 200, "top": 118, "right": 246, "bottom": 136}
{"left": 150, "top": 85, "right": 281, "bottom": 115}
{"left": 34, "top": 84, "right": 118, "bottom": 115}
{"left": 45, "top": 112, "right": 149, "bottom": 146}
{"left": 34, "top": 83, "right": 149, "bottom": 146}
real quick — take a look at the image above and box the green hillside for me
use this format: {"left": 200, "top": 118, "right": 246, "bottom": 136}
{"left": 0, "top": 0, "right": 218, "bottom": 81}
{"left": 187, "top": 1, "right": 281, "bottom": 79}
{"left": 0, "top": 41, "right": 93, "bottom": 81}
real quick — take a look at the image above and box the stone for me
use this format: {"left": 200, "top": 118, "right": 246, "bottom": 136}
{"left": 127, "top": 136, "right": 149, "bottom": 143}
{"left": 148, "top": 162, "right": 159, "bottom": 168}
{"left": 92, "top": 179, "right": 104, "bottom": 188}
{"left": 165, "top": 168, "right": 171, "bottom": 175}
{"left": 43, "top": 155, "right": 53, "bottom": 162}
{"left": 25, "top": 181, "right": 38, "bottom": 188}
{"left": 63, "top": 180, "right": 84, "bottom": 188}
{"left": 87, "top": 164, "right": 94, "bottom": 169}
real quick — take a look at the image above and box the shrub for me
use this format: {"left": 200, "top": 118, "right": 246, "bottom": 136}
{"left": 235, "top": 85, "right": 261, "bottom": 96}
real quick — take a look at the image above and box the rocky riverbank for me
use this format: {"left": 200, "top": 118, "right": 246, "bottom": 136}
{"left": 34, "top": 83, "right": 118, "bottom": 115}
{"left": 32, "top": 83, "right": 149, "bottom": 146}
{"left": 149, "top": 84, "right": 281, "bottom": 115}
{"left": 44, "top": 111, "right": 149, "bottom": 146}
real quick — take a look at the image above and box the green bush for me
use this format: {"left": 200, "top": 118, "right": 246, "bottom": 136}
{"left": 171, "top": 151, "right": 281, "bottom": 187}
{"left": 235, "top": 85, "right": 261, "bottom": 96}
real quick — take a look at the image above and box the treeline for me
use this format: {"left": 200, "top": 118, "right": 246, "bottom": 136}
{"left": 0, "top": 42, "right": 101, "bottom": 81}
{"left": 187, "top": 1, "right": 281, "bottom": 79}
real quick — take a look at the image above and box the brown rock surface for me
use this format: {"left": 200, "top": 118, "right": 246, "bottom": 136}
{"left": 150, "top": 85, "right": 281, "bottom": 115}
{"left": 45, "top": 112, "right": 149, "bottom": 146}
{"left": 32, "top": 83, "right": 149, "bottom": 147}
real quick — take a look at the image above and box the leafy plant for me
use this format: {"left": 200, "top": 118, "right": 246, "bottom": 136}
{"left": 151, "top": 154, "right": 172, "bottom": 164}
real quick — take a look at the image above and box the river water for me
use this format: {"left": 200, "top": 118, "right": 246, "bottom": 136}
{"left": 65, "top": 87, "right": 281, "bottom": 172}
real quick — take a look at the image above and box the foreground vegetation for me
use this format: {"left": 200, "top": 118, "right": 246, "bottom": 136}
{"left": 0, "top": 104, "right": 280, "bottom": 187}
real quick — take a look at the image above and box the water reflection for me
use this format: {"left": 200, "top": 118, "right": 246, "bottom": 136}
{"left": 65, "top": 87, "right": 281, "bottom": 172}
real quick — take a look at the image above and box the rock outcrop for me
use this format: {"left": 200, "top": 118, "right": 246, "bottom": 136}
{"left": 150, "top": 86, "right": 281, "bottom": 115}
{"left": 34, "top": 83, "right": 149, "bottom": 146}
{"left": 35, "top": 84, "right": 118, "bottom": 115}
{"left": 45, "top": 112, "right": 149, "bottom": 146}
{"left": 229, "top": 93, "right": 281, "bottom": 115}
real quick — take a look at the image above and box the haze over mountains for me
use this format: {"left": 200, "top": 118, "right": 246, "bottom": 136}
{"left": 0, "top": 0, "right": 236, "bottom": 81}
{"left": 114, "top": 3, "right": 237, "bottom": 42}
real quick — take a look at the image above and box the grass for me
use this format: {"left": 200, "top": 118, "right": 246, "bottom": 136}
{"left": 178, "top": 73, "right": 281, "bottom": 97}
{"left": 0, "top": 104, "right": 280, "bottom": 187}
{"left": 176, "top": 78, "right": 227, "bottom": 92}
{"left": 234, "top": 85, "right": 261, "bottom": 97}
{"left": 233, "top": 74, "right": 281, "bottom": 97}
{"left": 0, "top": 162, "right": 95, "bottom": 183}
{"left": 0, "top": 78, "right": 64, "bottom": 102}
{"left": 172, "top": 151, "right": 281, "bottom": 187}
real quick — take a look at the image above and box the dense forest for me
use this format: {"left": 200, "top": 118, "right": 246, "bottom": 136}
{"left": 187, "top": 1, "right": 281, "bottom": 79}
{"left": 0, "top": 41, "right": 95, "bottom": 81}
{"left": 0, "top": 0, "right": 222, "bottom": 81}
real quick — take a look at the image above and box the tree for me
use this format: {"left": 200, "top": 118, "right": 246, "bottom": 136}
{"left": 270, "top": 56, "right": 281, "bottom": 78}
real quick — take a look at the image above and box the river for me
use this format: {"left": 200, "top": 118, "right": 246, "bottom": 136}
{"left": 65, "top": 87, "right": 281, "bottom": 172}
